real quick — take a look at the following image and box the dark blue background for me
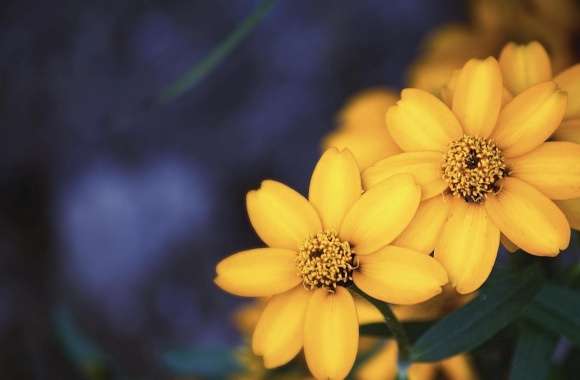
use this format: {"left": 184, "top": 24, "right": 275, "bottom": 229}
{"left": 0, "top": 1, "right": 466, "bottom": 378}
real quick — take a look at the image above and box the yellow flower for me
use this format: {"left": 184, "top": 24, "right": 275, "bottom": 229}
{"left": 355, "top": 287, "right": 478, "bottom": 380}
{"left": 498, "top": 41, "right": 580, "bottom": 231}
{"left": 364, "top": 57, "right": 580, "bottom": 294}
{"left": 409, "top": 0, "right": 578, "bottom": 94}
{"left": 215, "top": 148, "right": 448, "bottom": 379}
{"left": 323, "top": 89, "right": 401, "bottom": 170}
{"left": 356, "top": 341, "right": 478, "bottom": 380}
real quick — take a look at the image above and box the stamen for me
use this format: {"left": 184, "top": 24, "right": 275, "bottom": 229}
{"left": 296, "top": 230, "right": 357, "bottom": 292}
{"left": 441, "top": 135, "right": 508, "bottom": 203}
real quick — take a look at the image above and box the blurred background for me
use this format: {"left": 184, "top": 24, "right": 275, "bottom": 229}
{"left": 0, "top": 1, "right": 578, "bottom": 379}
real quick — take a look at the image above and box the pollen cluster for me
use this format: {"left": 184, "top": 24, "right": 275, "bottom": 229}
{"left": 296, "top": 230, "right": 357, "bottom": 292}
{"left": 442, "top": 135, "right": 508, "bottom": 203}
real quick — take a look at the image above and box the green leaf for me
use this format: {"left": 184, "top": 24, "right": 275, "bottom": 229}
{"left": 509, "top": 322, "right": 557, "bottom": 380}
{"left": 411, "top": 264, "right": 544, "bottom": 362}
{"left": 525, "top": 284, "right": 580, "bottom": 345}
{"left": 158, "top": 0, "right": 277, "bottom": 103}
{"left": 360, "top": 322, "right": 432, "bottom": 342}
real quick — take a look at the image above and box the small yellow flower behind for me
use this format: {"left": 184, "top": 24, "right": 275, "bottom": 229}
{"left": 215, "top": 148, "right": 448, "bottom": 379}
{"left": 409, "top": 0, "right": 579, "bottom": 94}
{"left": 364, "top": 56, "right": 580, "bottom": 294}
{"left": 323, "top": 89, "right": 401, "bottom": 170}
{"left": 498, "top": 41, "right": 580, "bottom": 231}
{"left": 356, "top": 341, "right": 478, "bottom": 380}
{"left": 355, "top": 287, "right": 478, "bottom": 380}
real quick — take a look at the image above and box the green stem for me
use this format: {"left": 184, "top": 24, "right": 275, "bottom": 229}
{"left": 159, "top": 0, "right": 278, "bottom": 103}
{"left": 351, "top": 286, "right": 411, "bottom": 379}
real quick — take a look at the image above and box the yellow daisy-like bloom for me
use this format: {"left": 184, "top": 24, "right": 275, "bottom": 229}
{"left": 323, "top": 89, "right": 401, "bottom": 170}
{"left": 356, "top": 342, "right": 477, "bottom": 380}
{"left": 364, "top": 56, "right": 580, "bottom": 294}
{"left": 215, "top": 148, "right": 448, "bottom": 379}
{"left": 355, "top": 287, "right": 478, "bottom": 380}
{"left": 498, "top": 41, "right": 580, "bottom": 231}
{"left": 409, "top": 0, "right": 578, "bottom": 94}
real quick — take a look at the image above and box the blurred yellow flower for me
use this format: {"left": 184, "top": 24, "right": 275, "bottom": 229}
{"left": 364, "top": 56, "right": 580, "bottom": 294}
{"left": 356, "top": 341, "right": 477, "bottom": 380}
{"left": 498, "top": 41, "right": 580, "bottom": 231}
{"left": 323, "top": 89, "right": 401, "bottom": 170}
{"left": 355, "top": 287, "right": 478, "bottom": 380}
{"left": 409, "top": 0, "right": 579, "bottom": 94}
{"left": 215, "top": 148, "right": 448, "bottom": 379}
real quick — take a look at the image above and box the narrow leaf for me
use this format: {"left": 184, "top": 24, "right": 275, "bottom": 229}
{"left": 360, "top": 322, "right": 432, "bottom": 342}
{"left": 411, "top": 264, "right": 544, "bottom": 362}
{"left": 525, "top": 284, "right": 580, "bottom": 345}
{"left": 509, "top": 323, "right": 557, "bottom": 380}
{"left": 159, "top": 0, "right": 277, "bottom": 103}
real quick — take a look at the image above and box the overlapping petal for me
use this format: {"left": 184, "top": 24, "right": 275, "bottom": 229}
{"left": 492, "top": 81, "right": 567, "bottom": 157}
{"left": 555, "top": 198, "right": 580, "bottom": 230}
{"left": 252, "top": 286, "right": 311, "bottom": 368}
{"left": 435, "top": 198, "right": 499, "bottom": 294}
{"left": 323, "top": 128, "right": 401, "bottom": 170}
{"left": 362, "top": 152, "right": 447, "bottom": 200}
{"left": 247, "top": 180, "right": 322, "bottom": 249}
{"left": 304, "top": 287, "right": 358, "bottom": 380}
{"left": 353, "top": 245, "right": 448, "bottom": 305}
{"left": 553, "top": 118, "right": 580, "bottom": 144}
{"left": 340, "top": 174, "right": 421, "bottom": 255}
{"left": 394, "top": 195, "right": 451, "bottom": 254}
{"left": 452, "top": 57, "right": 503, "bottom": 138}
{"left": 214, "top": 248, "right": 300, "bottom": 297}
{"left": 499, "top": 41, "right": 552, "bottom": 95}
{"left": 309, "top": 148, "right": 362, "bottom": 231}
{"left": 509, "top": 142, "right": 580, "bottom": 200}
{"left": 485, "top": 177, "right": 570, "bottom": 256}
{"left": 386, "top": 89, "right": 462, "bottom": 152}
{"left": 554, "top": 63, "right": 580, "bottom": 119}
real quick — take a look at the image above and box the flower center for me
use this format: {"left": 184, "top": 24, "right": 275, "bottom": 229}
{"left": 296, "top": 230, "right": 357, "bottom": 292}
{"left": 441, "top": 135, "right": 508, "bottom": 203}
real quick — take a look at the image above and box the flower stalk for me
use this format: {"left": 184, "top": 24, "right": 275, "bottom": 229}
{"left": 351, "top": 285, "right": 411, "bottom": 379}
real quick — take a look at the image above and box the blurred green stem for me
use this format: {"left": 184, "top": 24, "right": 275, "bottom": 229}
{"left": 159, "top": 0, "right": 277, "bottom": 103}
{"left": 351, "top": 286, "right": 411, "bottom": 380}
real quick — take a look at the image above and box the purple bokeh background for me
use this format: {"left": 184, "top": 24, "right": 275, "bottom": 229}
{"left": 0, "top": 1, "right": 468, "bottom": 377}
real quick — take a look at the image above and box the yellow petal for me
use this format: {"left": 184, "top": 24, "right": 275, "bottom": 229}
{"left": 355, "top": 341, "right": 437, "bottom": 380}
{"left": 247, "top": 180, "right": 322, "bottom": 249}
{"left": 340, "top": 174, "right": 421, "bottom": 255}
{"left": 309, "top": 148, "right": 362, "bottom": 231}
{"left": 554, "top": 63, "right": 580, "bottom": 119}
{"left": 440, "top": 354, "right": 478, "bottom": 380}
{"left": 501, "top": 234, "right": 519, "bottom": 253}
{"left": 323, "top": 127, "right": 401, "bottom": 170}
{"left": 304, "top": 287, "right": 358, "bottom": 380}
{"left": 485, "top": 177, "right": 570, "bottom": 256}
{"left": 353, "top": 295, "right": 383, "bottom": 325}
{"left": 355, "top": 341, "right": 397, "bottom": 380}
{"left": 252, "top": 286, "right": 311, "bottom": 368}
{"left": 555, "top": 198, "right": 580, "bottom": 230}
{"left": 509, "top": 142, "right": 580, "bottom": 200}
{"left": 353, "top": 245, "right": 448, "bottom": 305}
{"left": 499, "top": 41, "right": 552, "bottom": 95}
{"left": 553, "top": 118, "right": 580, "bottom": 145}
{"left": 452, "top": 57, "right": 503, "bottom": 138}
{"left": 394, "top": 195, "right": 451, "bottom": 254}
{"left": 215, "top": 248, "right": 300, "bottom": 297}
{"left": 492, "top": 81, "right": 568, "bottom": 157}
{"left": 362, "top": 152, "right": 446, "bottom": 200}
{"left": 435, "top": 198, "right": 499, "bottom": 294}
{"left": 338, "top": 88, "right": 398, "bottom": 131}
{"left": 440, "top": 69, "right": 460, "bottom": 107}
{"left": 386, "top": 89, "right": 462, "bottom": 152}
